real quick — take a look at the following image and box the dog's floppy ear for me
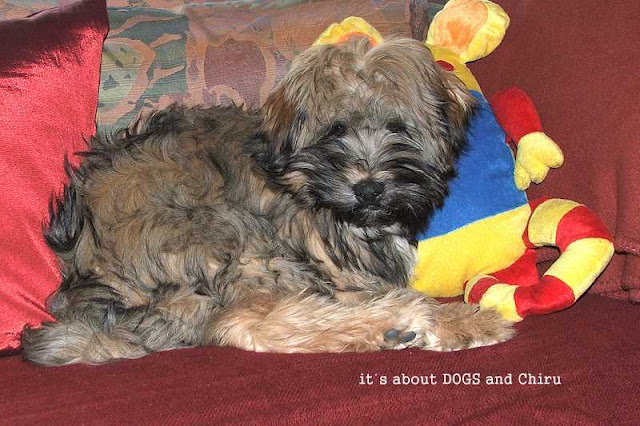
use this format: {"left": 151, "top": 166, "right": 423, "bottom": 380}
{"left": 253, "top": 84, "right": 306, "bottom": 177}
{"left": 262, "top": 43, "right": 333, "bottom": 155}
{"left": 440, "top": 70, "right": 476, "bottom": 153}
{"left": 257, "top": 42, "right": 328, "bottom": 176}
{"left": 262, "top": 84, "right": 300, "bottom": 151}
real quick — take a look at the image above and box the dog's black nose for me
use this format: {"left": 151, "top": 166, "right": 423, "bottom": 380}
{"left": 353, "top": 180, "right": 385, "bottom": 204}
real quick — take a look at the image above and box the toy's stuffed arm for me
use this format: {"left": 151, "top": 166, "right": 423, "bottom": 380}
{"left": 490, "top": 88, "right": 564, "bottom": 190}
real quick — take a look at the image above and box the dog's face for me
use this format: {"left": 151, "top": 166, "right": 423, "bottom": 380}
{"left": 254, "top": 37, "right": 475, "bottom": 234}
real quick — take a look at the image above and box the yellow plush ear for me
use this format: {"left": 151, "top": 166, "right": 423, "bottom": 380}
{"left": 426, "top": 0, "right": 509, "bottom": 63}
{"left": 313, "top": 16, "right": 384, "bottom": 47}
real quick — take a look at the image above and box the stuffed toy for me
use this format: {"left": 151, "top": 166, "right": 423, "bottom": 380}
{"left": 314, "top": 1, "right": 614, "bottom": 322}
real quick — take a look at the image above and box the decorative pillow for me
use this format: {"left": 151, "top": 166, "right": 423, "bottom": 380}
{"left": 0, "top": 1, "right": 54, "bottom": 19}
{"left": 0, "top": 0, "right": 202, "bottom": 19}
{"left": 97, "top": 0, "right": 431, "bottom": 132}
{"left": 0, "top": 0, "right": 108, "bottom": 353}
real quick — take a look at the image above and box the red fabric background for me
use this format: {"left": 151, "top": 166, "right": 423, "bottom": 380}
{"left": 469, "top": 0, "right": 640, "bottom": 301}
{"left": 0, "top": 0, "right": 108, "bottom": 352}
{"left": 0, "top": 295, "right": 637, "bottom": 423}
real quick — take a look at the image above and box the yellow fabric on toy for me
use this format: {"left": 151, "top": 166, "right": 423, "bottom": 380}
{"left": 426, "top": 0, "right": 509, "bottom": 63}
{"left": 545, "top": 238, "right": 615, "bottom": 298}
{"left": 528, "top": 199, "right": 580, "bottom": 246}
{"left": 412, "top": 204, "right": 531, "bottom": 297}
{"left": 313, "top": 16, "right": 383, "bottom": 47}
{"left": 427, "top": 45, "right": 482, "bottom": 93}
{"left": 463, "top": 276, "right": 523, "bottom": 322}
{"left": 479, "top": 283, "right": 521, "bottom": 321}
{"left": 527, "top": 199, "right": 615, "bottom": 299}
{"left": 515, "top": 132, "right": 565, "bottom": 190}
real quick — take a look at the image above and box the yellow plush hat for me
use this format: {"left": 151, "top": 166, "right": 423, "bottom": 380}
{"left": 313, "top": 16, "right": 384, "bottom": 47}
{"left": 426, "top": 0, "right": 509, "bottom": 63}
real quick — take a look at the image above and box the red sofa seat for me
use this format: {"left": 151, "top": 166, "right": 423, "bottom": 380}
{"left": 1, "top": 295, "right": 638, "bottom": 423}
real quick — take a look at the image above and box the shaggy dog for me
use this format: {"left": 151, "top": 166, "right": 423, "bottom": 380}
{"left": 22, "top": 38, "right": 514, "bottom": 366}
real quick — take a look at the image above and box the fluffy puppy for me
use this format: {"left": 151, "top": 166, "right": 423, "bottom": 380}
{"left": 22, "top": 38, "right": 513, "bottom": 366}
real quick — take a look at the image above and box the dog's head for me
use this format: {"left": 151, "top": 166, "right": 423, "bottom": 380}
{"left": 253, "top": 37, "right": 476, "bottom": 234}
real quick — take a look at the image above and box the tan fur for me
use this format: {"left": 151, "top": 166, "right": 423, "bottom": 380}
{"left": 22, "top": 38, "right": 513, "bottom": 366}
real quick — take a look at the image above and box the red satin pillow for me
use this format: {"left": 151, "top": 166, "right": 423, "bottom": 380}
{"left": 0, "top": 0, "right": 108, "bottom": 353}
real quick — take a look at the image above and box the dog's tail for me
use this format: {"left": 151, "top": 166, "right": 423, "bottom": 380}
{"left": 21, "top": 273, "right": 150, "bottom": 366}
{"left": 21, "top": 161, "right": 127, "bottom": 366}
{"left": 22, "top": 317, "right": 148, "bottom": 366}
{"left": 22, "top": 158, "right": 145, "bottom": 366}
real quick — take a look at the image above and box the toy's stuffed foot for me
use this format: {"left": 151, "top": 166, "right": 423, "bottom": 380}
{"left": 424, "top": 303, "right": 515, "bottom": 352}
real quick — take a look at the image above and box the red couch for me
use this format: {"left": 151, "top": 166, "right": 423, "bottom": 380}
{"left": 1, "top": 1, "right": 639, "bottom": 423}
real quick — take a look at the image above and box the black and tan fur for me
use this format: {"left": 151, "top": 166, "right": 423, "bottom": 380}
{"left": 22, "top": 38, "right": 513, "bottom": 366}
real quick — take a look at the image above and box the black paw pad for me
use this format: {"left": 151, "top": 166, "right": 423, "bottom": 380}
{"left": 400, "top": 331, "right": 416, "bottom": 343}
{"left": 384, "top": 329, "right": 417, "bottom": 345}
{"left": 384, "top": 329, "right": 401, "bottom": 340}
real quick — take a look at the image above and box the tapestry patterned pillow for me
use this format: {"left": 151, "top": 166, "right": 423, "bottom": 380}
{"left": 96, "top": 0, "right": 439, "bottom": 132}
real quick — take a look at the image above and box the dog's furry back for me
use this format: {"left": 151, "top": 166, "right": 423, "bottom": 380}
{"left": 24, "top": 105, "right": 325, "bottom": 363}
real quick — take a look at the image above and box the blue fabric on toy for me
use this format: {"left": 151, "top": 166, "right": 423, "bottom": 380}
{"left": 418, "top": 91, "right": 528, "bottom": 239}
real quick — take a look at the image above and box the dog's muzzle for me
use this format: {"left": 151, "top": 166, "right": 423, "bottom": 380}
{"left": 353, "top": 179, "right": 385, "bottom": 206}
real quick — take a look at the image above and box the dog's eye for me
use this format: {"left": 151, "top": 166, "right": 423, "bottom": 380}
{"left": 327, "top": 122, "right": 347, "bottom": 138}
{"left": 386, "top": 120, "right": 407, "bottom": 134}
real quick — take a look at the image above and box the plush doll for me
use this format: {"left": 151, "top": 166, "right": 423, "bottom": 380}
{"left": 314, "top": 4, "right": 614, "bottom": 322}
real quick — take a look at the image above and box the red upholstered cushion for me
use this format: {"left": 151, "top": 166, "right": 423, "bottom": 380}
{"left": 0, "top": 0, "right": 108, "bottom": 353}
{"left": 0, "top": 295, "right": 637, "bottom": 422}
{"left": 469, "top": 0, "right": 640, "bottom": 302}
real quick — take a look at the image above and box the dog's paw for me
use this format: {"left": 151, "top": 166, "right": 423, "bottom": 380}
{"left": 380, "top": 328, "right": 420, "bottom": 350}
{"left": 368, "top": 293, "right": 514, "bottom": 353}
{"left": 424, "top": 304, "right": 515, "bottom": 352}
{"left": 465, "top": 307, "right": 515, "bottom": 348}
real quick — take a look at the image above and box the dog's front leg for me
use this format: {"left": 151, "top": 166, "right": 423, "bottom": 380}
{"left": 205, "top": 289, "right": 513, "bottom": 353}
